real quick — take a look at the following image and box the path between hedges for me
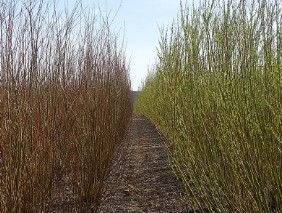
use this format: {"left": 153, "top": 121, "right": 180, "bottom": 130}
{"left": 98, "top": 115, "right": 191, "bottom": 212}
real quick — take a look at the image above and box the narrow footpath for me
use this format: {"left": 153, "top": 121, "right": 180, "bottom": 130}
{"left": 98, "top": 115, "right": 191, "bottom": 212}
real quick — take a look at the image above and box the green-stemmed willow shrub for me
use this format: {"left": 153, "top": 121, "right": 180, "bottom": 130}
{"left": 135, "top": 0, "right": 281, "bottom": 212}
{"left": 0, "top": 0, "right": 132, "bottom": 212}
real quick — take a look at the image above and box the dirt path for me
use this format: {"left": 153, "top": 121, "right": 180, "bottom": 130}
{"left": 98, "top": 115, "right": 191, "bottom": 213}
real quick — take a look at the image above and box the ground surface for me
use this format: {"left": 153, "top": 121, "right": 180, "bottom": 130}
{"left": 98, "top": 115, "right": 191, "bottom": 213}
{"left": 48, "top": 114, "right": 191, "bottom": 212}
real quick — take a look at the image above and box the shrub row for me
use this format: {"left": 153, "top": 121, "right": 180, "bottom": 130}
{"left": 135, "top": 0, "right": 281, "bottom": 212}
{"left": 0, "top": 1, "right": 132, "bottom": 212}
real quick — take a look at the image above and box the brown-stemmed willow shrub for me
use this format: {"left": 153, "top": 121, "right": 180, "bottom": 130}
{"left": 135, "top": 0, "right": 281, "bottom": 212}
{"left": 0, "top": 0, "right": 132, "bottom": 212}
{"left": 70, "top": 34, "right": 132, "bottom": 211}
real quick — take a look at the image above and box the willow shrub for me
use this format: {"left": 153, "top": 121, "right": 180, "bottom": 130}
{"left": 135, "top": 0, "right": 281, "bottom": 212}
{"left": 0, "top": 0, "right": 132, "bottom": 212}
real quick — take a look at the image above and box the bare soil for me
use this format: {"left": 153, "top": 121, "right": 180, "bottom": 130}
{"left": 98, "top": 115, "right": 191, "bottom": 213}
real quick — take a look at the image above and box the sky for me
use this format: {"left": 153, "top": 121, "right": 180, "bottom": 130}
{"left": 64, "top": 0, "right": 199, "bottom": 90}
{"left": 103, "top": 0, "right": 183, "bottom": 91}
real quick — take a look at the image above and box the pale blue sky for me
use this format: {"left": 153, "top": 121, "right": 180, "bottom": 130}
{"left": 64, "top": 0, "right": 199, "bottom": 90}
{"left": 108, "top": 0, "right": 183, "bottom": 90}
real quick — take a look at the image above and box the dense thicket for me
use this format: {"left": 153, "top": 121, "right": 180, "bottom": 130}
{"left": 135, "top": 0, "right": 281, "bottom": 212}
{"left": 0, "top": 0, "right": 132, "bottom": 212}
